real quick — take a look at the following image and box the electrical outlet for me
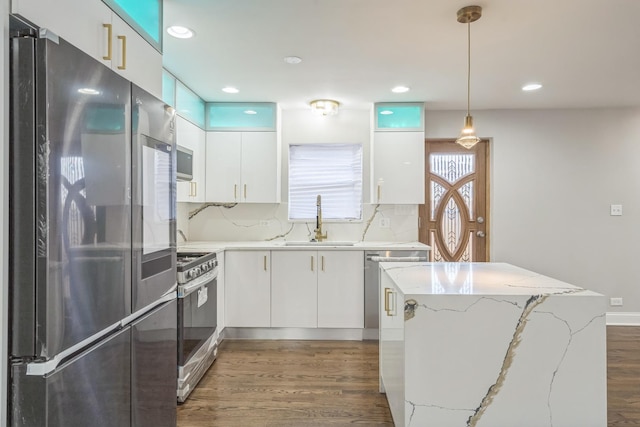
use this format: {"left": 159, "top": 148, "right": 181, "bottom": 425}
{"left": 380, "top": 218, "right": 391, "bottom": 228}
{"left": 610, "top": 297, "right": 623, "bottom": 307}
{"left": 610, "top": 204, "right": 623, "bottom": 216}
{"left": 259, "top": 220, "right": 270, "bottom": 227}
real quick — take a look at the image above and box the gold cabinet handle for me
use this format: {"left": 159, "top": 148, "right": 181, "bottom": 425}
{"left": 189, "top": 182, "right": 195, "bottom": 197}
{"left": 263, "top": 255, "right": 267, "bottom": 271}
{"left": 234, "top": 184, "right": 237, "bottom": 200}
{"left": 193, "top": 181, "right": 197, "bottom": 197}
{"left": 321, "top": 255, "right": 325, "bottom": 272}
{"left": 103, "top": 23, "right": 112, "bottom": 60}
{"left": 311, "top": 256, "right": 314, "bottom": 271}
{"left": 244, "top": 184, "right": 247, "bottom": 199}
{"left": 117, "top": 35, "right": 126, "bottom": 70}
{"left": 384, "top": 287, "right": 392, "bottom": 316}
{"left": 377, "top": 184, "right": 381, "bottom": 202}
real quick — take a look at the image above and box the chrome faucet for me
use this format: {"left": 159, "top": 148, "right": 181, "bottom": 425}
{"left": 313, "top": 195, "right": 328, "bottom": 242}
{"left": 177, "top": 229, "right": 187, "bottom": 243}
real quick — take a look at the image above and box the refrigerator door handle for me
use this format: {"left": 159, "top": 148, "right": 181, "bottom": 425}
{"left": 26, "top": 322, "right": 121, "bottom": 376}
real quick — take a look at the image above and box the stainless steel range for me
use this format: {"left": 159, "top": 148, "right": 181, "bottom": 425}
{"left": 176, "top": 251, "right": 219, "bottom": 403}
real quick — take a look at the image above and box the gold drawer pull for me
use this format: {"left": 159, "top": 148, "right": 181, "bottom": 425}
{"left": 117, "top": 35, "right": 127, "bottom": 70}
{"left": 103, "top": 23, "right": 112, "bottom": 60}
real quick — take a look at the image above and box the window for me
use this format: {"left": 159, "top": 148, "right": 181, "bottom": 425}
{"left": 288, "top": 144, "right": 363, "bottom": 221}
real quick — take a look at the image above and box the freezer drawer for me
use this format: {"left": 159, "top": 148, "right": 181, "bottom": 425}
{"left": 11, "top": 326, "right": 131, "bottom": 427}
{"left": 132, "top": 299, "right": 177, "bottom": 427}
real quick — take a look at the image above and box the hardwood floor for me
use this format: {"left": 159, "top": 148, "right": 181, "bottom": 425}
{"left": 178, "top": 327, "right": 640, "bottom": 426}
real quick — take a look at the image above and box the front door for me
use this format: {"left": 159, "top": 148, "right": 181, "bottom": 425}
{"left": 418, "top": 139, "right": 490, "bottom": 261}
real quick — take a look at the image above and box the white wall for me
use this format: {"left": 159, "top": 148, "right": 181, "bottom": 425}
{"left": 426, "top": 108, "right": 640, "bottom": 313}
{"left": 179, "top": 108, "right": 420, "bottom": 243}
{"left": 1, "top": 0, "right": 9, "bottom": 424}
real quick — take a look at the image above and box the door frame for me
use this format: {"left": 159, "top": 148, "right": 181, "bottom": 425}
{"left": 418, "top": 138, "right": 491, "bottom": 262}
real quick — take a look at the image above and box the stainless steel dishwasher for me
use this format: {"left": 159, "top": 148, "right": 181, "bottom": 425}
{"left": 364, "top": 250, "right": 429, "bottom": 339}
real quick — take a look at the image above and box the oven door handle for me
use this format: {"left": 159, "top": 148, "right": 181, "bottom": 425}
{"left": 178, "top": 268, "right": 218, "bottom": 298}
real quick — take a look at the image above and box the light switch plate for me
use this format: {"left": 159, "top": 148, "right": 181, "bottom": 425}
{"left": 380, "top": 218, "right": 391, "bottom": 228}
{"left": 610, "top": 204, "right": 623, "bottom": 216}
{"left": 610, "top": 297, "right": 623, "bottom": 306}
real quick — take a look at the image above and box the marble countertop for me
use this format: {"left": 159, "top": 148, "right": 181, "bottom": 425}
{"left": 380, "top": 262, "right": 602, "bottom": 297}
{"left": 177, "top": 240, "right": 430, "bottom": 253}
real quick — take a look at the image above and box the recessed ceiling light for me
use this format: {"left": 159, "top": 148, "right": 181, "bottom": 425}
{"left": 391, "top": 86, "right": 410, "bottom": 93}
{"left": 244, "top": 110, "right": 257, "bottom": 115}
{"left": 522, "top": 83, "right": 542, "bottom": 91}
{"left": 222, "top": 87, "right": 239, "bottom": 94}
{"left": 78, "top": 88, "right": 100, "bottom": 95}
{"left": 167, "top": 26, "right": 194, "bottom": 39}
{"left": 379, "top": 110, "right": 394, "bottom": 115}
{"left": 284, "top": 56, "right": 302, "bottom": 64}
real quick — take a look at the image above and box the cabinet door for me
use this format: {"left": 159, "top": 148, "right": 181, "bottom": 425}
{"left": 317, "top": 251, "right": 364, "bottom": 328}
{"left": 240, "top": 132, "right": 278, "bottom": 203}
{"left": 225, "top": 251, "right": 271, "bottom": 327}
{"left": 271, "top": 251, "right": 317, "bottom": 328}
{"left": 379, "top": 274, "right": 405, "bottom": 426}
{"left": 372, "top": 131, "right": 425, "bottom": 204}
{"left": 12, "top": 0, "right": 112, "bottom": 66}
{"left": 206, "top": 132, "right": 242, "bottom": 203}
{"left": 176, "top": 117, "right": 206, "bottom": 203}
{"left": 111, "top": 13, "right": 162, "bottom": 98}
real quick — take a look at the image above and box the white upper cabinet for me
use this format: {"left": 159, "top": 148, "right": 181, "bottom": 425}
{"left": 176, "top": 116, "right": 206, "bottom": 203}
{"left": 372, "top": 131, "right": 425, "bottom": 204}
{"left": 12, "top": 0, "right": 162, "bottom": 97}
{"left": 205, "top": 131, "right": 279, "bottom": 203}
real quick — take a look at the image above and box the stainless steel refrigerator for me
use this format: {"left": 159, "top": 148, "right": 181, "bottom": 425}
{"left": 9, "top": 25, "right": 177, "bottom": 427}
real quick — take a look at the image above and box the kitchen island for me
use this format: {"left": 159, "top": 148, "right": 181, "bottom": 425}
{"left": 379, "top": 262, "right": 606, "bottom": 427}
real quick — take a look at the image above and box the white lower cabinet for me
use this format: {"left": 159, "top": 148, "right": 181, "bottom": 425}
{"left": 224, "top": 251, "right": 271, "bottom": 327}
{"left": 317, "top": 251, "right": 364, "bottom": 328}
{"left": 271, "top": 251, "right": 317, "bottom": 328}
{"left": 379, "top": 274, "right": 405, "bottom": 426}
{"left": 270, "top": 250, "right": 364, "bottom": 328}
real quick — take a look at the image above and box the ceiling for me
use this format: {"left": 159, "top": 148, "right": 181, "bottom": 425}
{"left": 162, "top": 0, "right": 640, "bottom": 111}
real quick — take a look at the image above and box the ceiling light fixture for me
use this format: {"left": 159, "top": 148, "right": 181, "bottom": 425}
{"left": 522, "top": 83, "right": 542, "bottom": 91}
{"left": 310, "top": 99, "right": 340, "bottom": 116}
{"left": 167, "top": 25, "right": 194, "bottom": 39}
{"left": 379, "top": 110, "right": 394, "bottom": 115}
{"left": 455, "top": 5, "right": 482, "bottom": 149}
{"left": 244, "top": 110, "right": 257, "bottom": 115}
{"left": 391, "top": 86, "right": 410, "bottom": 93}
{"left": 222, "top": 87, "right": 239, "bottom": 94}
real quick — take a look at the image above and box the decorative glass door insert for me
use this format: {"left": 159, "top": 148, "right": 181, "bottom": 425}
{"left": 419, "top": 140, "right": 489, "bottom": 262}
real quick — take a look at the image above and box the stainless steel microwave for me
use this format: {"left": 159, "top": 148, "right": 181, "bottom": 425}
{"left": 176, "top": 145, "right": 193, "bottom": 181}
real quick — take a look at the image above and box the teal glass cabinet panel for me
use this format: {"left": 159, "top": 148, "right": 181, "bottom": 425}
{"left": 176, "top": 82, "right": 205, "bottom": 128}
{"left": 206, "top": 103, "right": 276, "bottom": 131}
{"left": 103, "top": 0, "right": 162, "bottom": 52}
{"left": 375, "top": 103, "right": 424, "bottom": 130}
{"left": 162, "top": 70, "right": 176, "bottom": 107}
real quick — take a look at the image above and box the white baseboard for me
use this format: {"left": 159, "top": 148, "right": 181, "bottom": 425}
{"left": 606, "top": 312, "right": 640, "bottom": 326}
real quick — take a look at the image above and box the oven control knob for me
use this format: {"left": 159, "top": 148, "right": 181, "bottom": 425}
{"left": 195, "top": 267, "right": 201, "bottom": 276}
{"left": 184, "top": 270, "right": 192, "bottom": 280}
{"left": 202, "top": 263, "right": 209, "bottom": 272}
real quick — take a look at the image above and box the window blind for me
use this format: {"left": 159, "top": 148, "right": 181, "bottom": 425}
{"left": 288, "top": 144, "right": 363, "bottom": 221}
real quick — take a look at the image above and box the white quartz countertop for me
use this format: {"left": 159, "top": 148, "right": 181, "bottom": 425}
{"left": 177, "top": 240, "right": 429, "bottom": 253}
{"left": 381, "top": 262, "right": 601, "bottom": 297}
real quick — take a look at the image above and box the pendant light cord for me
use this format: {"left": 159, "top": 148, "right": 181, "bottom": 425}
{"left": 467, "top": 21, "right": 471, "bottom": 117}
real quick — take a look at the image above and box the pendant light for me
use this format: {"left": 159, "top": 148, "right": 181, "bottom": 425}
{"left": 456, "top": 5, "right": 482, "bottom": 149}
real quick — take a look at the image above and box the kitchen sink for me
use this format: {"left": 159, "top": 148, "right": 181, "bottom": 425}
{"left": 284, "top": 241, "right": 355, "bottom": 246}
